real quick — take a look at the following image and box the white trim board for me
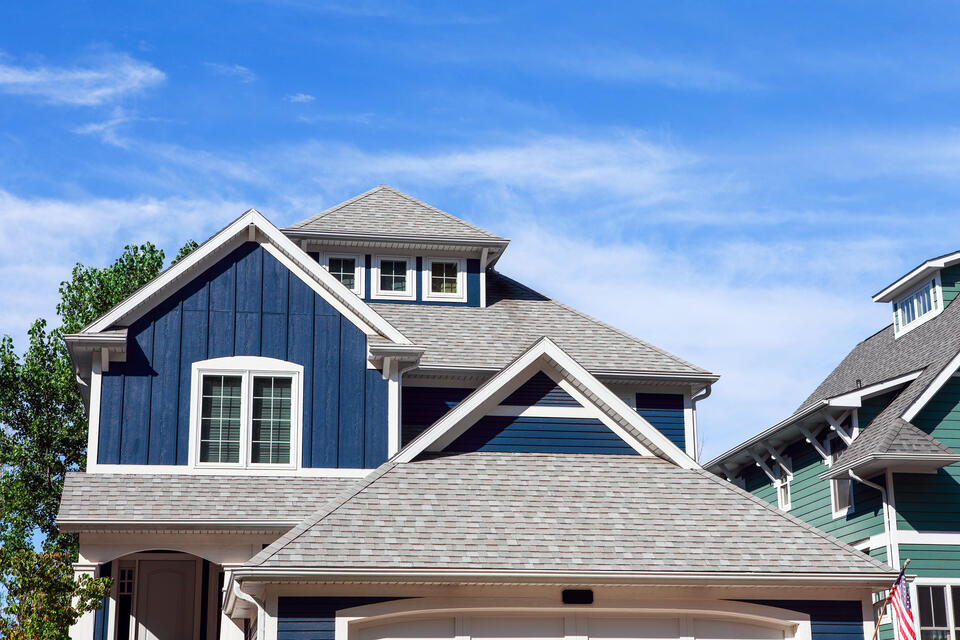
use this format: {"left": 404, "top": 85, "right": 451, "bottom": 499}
{"left": 395, "top": 337, "right": 697, "bottom": 468}
{"left": 827, "top": 371, "right": 923, "bottom": 408}
{"left": 903, "top": 349, "right": 960, "bottom": 422}
{"left": 81, "top": 209, "right": 410, "bottom": 345}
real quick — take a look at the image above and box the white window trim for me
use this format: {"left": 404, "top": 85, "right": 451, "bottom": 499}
{"left": 894, "top": 272, "right": 943, "bottom": 338}
{"left": 188, "top": 356, "right": 303, "bottom": 471}
{"left": 774, "top": 470, "right": 793, "bottom": 511}
{"left": 421, "top": 257, "right": 468, "bottom": 303}
{"left": 371, "top": 255, "right": 416, "bottom": 300}
{"left": 825, "top": 447, "right": 855, "bottom": 518}
{"left": 322, "top": 252, "right": 365, "bottom": 297}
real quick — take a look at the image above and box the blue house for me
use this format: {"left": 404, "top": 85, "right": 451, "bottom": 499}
{"left": 59, "top": 186, "right": 895, "bottom": 640}
{"left": 705, "top": 251, "right": 960, "bottom": 640}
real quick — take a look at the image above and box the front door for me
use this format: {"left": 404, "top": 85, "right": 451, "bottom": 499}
{"left": 135, "top": 559, "right": 197, "bottom": 640}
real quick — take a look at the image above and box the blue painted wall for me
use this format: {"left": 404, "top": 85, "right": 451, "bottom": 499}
{"left": 444, "top": 415, "right": 638, "bottom": 454}
{"left": 309, "top": 253, "right": 481, "bottom": 306}
{"left": 501, "top": 372, "right": 578, "bottom": 406}
{"left": 278, "top": 597, "right": 403, "bottom": 640}
{"left": 743, "top": 600, "right": 865, "bottom": 640}
{"left": 401, "top": 386, "right": 474, "bottom": 446}
{"left": 636, "top": 393, "right": 685, "bottom": 450}
{"left": 98, "top": 242, "right": 388, "bottom": 469}
{"left": 92, "top": 561, "right": 111, "bottom": 640}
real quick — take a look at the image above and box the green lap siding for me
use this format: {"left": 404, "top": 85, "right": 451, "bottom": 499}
{"left": 897, "top": 544, "right": 960, "bottom": 577}
{"left": 940, "top": 264, "right": 960, "bottom": 306}
{"left": 743, "top": 438, "right": 885, "bottom": 543}
{"left": 898, "top": 378, "right": 960, "bottom": 532}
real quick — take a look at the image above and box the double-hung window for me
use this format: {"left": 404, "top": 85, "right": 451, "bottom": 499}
{"left": 917, "top": 585, "right": 960, "bottom": 640}
{"left": 191, "top": 357, "right": 301, "bottom": 469}
{"left": 894, "top": 275, "right": 943, "bottom": 337}
{"left": 423, "top": 257, "right": 467, "bottom": 302}
{"left": 775, "top": 470, "right": 792, "bottom": 511}
{"left": 373, "top": 255, "right": 415, "bottom": 299}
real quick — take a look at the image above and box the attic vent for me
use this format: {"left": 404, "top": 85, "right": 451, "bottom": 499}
{"left": 562, "top": 589, "right": 594, "bottom": 605}
{"left": 856, "top": 379, "right": 862, "bottom": 389}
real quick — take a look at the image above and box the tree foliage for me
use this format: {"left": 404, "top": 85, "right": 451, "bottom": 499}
{"left": 0, "top": 239, "right": 198, "bottom": 638}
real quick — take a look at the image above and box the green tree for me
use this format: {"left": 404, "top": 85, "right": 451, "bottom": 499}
{"left": 0, "top": 239, "right": 197, "bottom": 638}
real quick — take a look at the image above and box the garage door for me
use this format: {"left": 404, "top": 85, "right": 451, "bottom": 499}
{"left": 355, "top": 614, "right": 788, "bottom": 640}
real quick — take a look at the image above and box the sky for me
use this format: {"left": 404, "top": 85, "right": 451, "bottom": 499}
{"left": 2, "top": 1, "right": 960, "bottom": 460}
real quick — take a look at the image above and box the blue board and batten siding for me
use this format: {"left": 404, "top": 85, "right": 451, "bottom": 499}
{"left": 98, "top": 242, "right": 388, "bottom": 469}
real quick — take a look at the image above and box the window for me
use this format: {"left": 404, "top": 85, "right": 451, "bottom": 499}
{"left": 190, "top": 357, "right": 302, "bottom": 469}
{"left": 916, "top": 585, "right": 960, "bottom": 640}
{"left": 422, "top": 257, "right": 467, "bottom": 302}
{"left": 372, "top": 255, "right": 415, "bottom": 299}
{"left": 894, "top": 275, "right": 942, "bottom": 336}
{"left": 325, "top": 254, "right": 363, "bottom": 296}
{"left": 773, "top": 462, "right": 792, "bottom": 511}
{"left": 828, "top": 448, "right": 854, "bottom": 517}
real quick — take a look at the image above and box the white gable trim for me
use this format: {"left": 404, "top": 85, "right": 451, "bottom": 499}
{"left": 81, "top": 209, "right": 410, "bottom": 345}
{"left": 873, "top": 250, "right": 960, "bottom": 302}
{"left": 395, "top": 337, "right": 698, "bottom": 468}
{"left": 826, "top": 370, "right": 923, "bottom": 408}
{"left": 902, "top": 349, "right": 960, "bottom": 422}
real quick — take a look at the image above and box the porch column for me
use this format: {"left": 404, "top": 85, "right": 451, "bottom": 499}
{"left": 70, "top": 562, "right": 98, "bottom": 640}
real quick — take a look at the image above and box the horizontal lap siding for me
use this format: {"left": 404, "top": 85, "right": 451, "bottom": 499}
{"left": 898, "top": 544, "right": 960, "bottom": 577}
{"left": 635, "top": 393, "right": 685, "bottom": 450}
{"left": 445, "top": 416, "right": 638, "bottom": 454}
{"left": 940, "top": 264, "right": 960, "bottom": 306}
{"left": 278, "top": 597, "right": 402, "bottom": 640}
{"left": 745, "top": 601, "right": 865, "bottom": 640}
{"left": 501, "top": 372, "right": 578, "bottom": 406}
{"left": 97, "top": 242, "right": 388, "bottom": 468}
{"left": 899, "top": 378, "right": 960, "bottom": 532}
{"left": 401, "top": 386, "right": 474, "bottom": 446}
{"left": 744, "top": 439, "right": 885, "bottom": 543}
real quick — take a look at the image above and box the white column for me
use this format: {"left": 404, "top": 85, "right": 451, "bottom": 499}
{"left": 70, "top": 562, "right": 98, "bottom": 640}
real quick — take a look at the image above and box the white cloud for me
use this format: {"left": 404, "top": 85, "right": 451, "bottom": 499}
{"left": 285, "top": 92, "right": 316, "bottom": 103}
{"left": 0, "top": 51, "right": 165, "bottom": 106}
{"left": 204, "top": 63, "right": 256, "bottom": 83}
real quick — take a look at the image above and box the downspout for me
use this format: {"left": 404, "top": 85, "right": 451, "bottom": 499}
{"left": 848, "top": 470, "right": 896, "bottom": 568}
{"left": 690, "top": 384, "right": 712, "bottom": 462}
{"left": 232, "top": 580, "right": 266, "bottom": 638}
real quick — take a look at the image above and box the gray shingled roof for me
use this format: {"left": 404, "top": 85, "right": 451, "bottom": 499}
{"left": 250, "top": 452, "right": 891, "bottom": 576}
{"left": 371, "top": 273, "right": 712, "bottom": 377}
{"left": 285, "top": 185, "right": 507, "bottom": 242}
{"left": 57, "top": 472, "right": 356, "bottom": 529}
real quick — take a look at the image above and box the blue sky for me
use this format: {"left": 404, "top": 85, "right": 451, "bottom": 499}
{"left": 2, "top": 1, "right": 960, "bottom": 459}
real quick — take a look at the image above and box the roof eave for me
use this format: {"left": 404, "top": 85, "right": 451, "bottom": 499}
{"left": 283, "top": 229, "right": 510, "bottom": 248}
{"left": 873, "top": 250, "right": 960, "bottom": 302}
{"left": 818, "top": 453, "right": 960, "bottom": 480}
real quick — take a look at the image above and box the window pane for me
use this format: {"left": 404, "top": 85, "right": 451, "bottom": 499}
{"left": 329, "top": 257, "right": 356, "bottom": 289}
{"left": 380, "top": 260, "right": 407, "bottom": 292}
{"left": 199, "top": 375, "right": 242, "bottom": 463}
{"left": 250, "top": 376, "right": 292, "bottom": 464}
{"left": 835, "top": 478, "right": 851, "bottom": 510}
{"left": 430, "top": 261, "right": 458, "bottom": 294}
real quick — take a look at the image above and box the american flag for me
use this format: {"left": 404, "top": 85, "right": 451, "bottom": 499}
{"left": 888, "top": 567, "right": 916, "bottom": 640}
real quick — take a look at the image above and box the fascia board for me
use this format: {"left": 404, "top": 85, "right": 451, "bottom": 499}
{"left": 285, "top": 229, "right": 510, "bottom": 248}
{"left": 818, "top": 453, "right": 960, "bottom": 480}
{"left": 826, "top": 370, "right": 923, "bottom": 408}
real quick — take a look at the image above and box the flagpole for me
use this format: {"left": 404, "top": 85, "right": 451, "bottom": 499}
{"left": 869, "top": 559, "right": 912, "bottom": 640}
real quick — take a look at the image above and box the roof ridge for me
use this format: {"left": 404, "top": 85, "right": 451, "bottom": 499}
{"left": 693, "top": 469, "right": 892, "bottom": 572}
{"left": 380, "top": 185, "right": 504, "bottom": 240}
{"left": 494, "top": 271, "right": 710, "bottom": 375}
{"left": 250, "top": 460, "right": 399, "bottom": 566}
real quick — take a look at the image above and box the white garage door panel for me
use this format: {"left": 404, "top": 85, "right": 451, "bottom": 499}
{"left": 470, "top": 616, "right": 564, "bottom": 640}
{"left": 589, "top": 616, "right": 681, "bottom": 640}
{"left": 357, "top": 617, "right": 457, "bottom": 640}
{"left": 693, "top": 618, "right": 786, "bottom": 640}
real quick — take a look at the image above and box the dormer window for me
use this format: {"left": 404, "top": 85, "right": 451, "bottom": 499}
{"left": 372, "top": 255, "right": 415, "bottom": 300}
{"left": 190, "top": 357, "right": 302, "bottom": 469}
{"left": 893, "top": 273, "right": 942, "bottom": 337}
{"left": 423, "top": 257, "right": 467, "bottom": 302}
{"left": 323, "top": 253, "right": 364, "bottom": 296}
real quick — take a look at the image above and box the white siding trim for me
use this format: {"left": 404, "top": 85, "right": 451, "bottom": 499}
{"left": 903, "top": 349, "right": 960, "bottom": 422}
{"left": 86, "top": 355, "right": 102, "bottom": 472}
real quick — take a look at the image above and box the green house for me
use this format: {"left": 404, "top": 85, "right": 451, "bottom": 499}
{"left": 706, "top": 251, "right": 960, "bottom": 640}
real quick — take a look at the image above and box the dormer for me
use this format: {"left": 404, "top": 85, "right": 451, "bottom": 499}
{"left": 283, "top": 186, "right": 510, "bottom": 308}
{"left": 873, "top": 250, "right": 960, "bottom": 337}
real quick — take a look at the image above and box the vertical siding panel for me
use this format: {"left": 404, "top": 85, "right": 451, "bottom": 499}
{"left": 98, "top": 373, "right": 124, "bottom": 464}
{"left": 120, "top": 320, "right": 154, "bottom": 464}
{"left": 234, "top": 242, "right": 263, "bottom": 356}
{"left": 338, "top": 321, "right": 366, "bottom": 468}
{"left": 178, "top": 279, "right": 209, "bottom": 465}
{"left": 261, "top": 251, "right": 289, "bottom": 360}
{"left": 288, "top": 277, "right": 315, "bottom": 468}
{"left": 363, "top": 254, "right": 371, "bottom": 301}
{"left": 312, "top": 300, "right": 340, "bottom": 468}
{"left": 148, "top": 301, "right": 181, "bottom": 464}
{"left": 207, "top": 255, "right": 237, "bottom": 359}
{"left": 467, "top": 258, "right": 481, "bottom": 307}
{"left": 364, "top": 368, "right": 388, "bottom": 467}
{"left": 415, "top": 256, "right": 423, "bottom": 302}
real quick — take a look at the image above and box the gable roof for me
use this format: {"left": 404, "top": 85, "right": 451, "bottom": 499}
{"left": 285, "top": 185, "right": 509, "bottom": 245}
{"left": 56, "top": 472, "right": 357, "bottom": 531}
{"left": 707, "top": 283, "right": 960, "bottom": 478}
{"left": 372, "top": 272, "right": 714, "bottom": 379}
{"left": 242, "top": 452, "right": 894, "bottom": 584}
{"left": 396, "top": 336, "right": 698, "bottom": 468}
{"left": 874, "top": 249, "right": 960, "bottom": 302}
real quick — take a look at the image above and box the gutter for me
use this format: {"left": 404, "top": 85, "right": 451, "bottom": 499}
{"left": 284, "top": 230, "right": 510, "bottom": 249}
{"left": 690, "top": 384, "right": 712, "bottom": 462}
{"left": 819, "top": 452, "right": 960, "bottom": 481}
